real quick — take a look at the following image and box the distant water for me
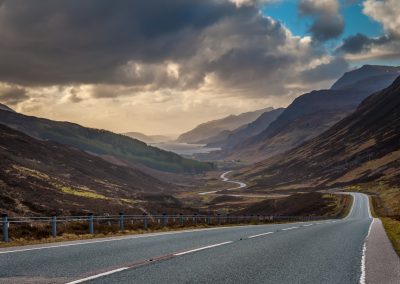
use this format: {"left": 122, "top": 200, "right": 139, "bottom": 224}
{"left": 151, "top": 142, "right": 220, "bottom": 157}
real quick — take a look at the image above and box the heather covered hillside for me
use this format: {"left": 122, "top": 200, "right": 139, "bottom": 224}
{"left": 225, "top": 65, "right": 400, "bottom": 162}
{"left": 0, "top": 124, "right": 197, "bottom": 215}
{"left": 0, "top": 109, "right": 214, "bottom": 173}
{"left": 239, "top": 76, "right": 400, "bottom": 190}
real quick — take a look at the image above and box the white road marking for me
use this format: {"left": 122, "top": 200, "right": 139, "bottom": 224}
{"left": 282, "top": 226, "right": 299, "bottom": 231}
{"left": 198, "top": 190, "right": 218, "bottom": 195}
{"left": 66, "top": 267, "right": 129, "bottom": 284}
{"left": 248, "top": 232, "right": 274, "bottom": 239}
{"left": 302, "top": 224, "right": 313, "bottom": 227}
{"left": 174, "top": 241, "right": 233, "bottom": 256}
{"left": 359, "top": 217, "right": 374, "bottom": 284}
{"left": 65, "top": 241, "right": 232, "bottom": 283}
{"left": 0, "top": 226, "right": 250, "bottom": 255}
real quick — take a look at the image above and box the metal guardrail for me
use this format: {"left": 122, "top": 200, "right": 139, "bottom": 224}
{"left": 0, "top": 213, "right": 330, "bottom": 243}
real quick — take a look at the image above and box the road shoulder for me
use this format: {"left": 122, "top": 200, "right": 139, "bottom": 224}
{"left": 366, "top": 218, "right": 400, "bottom": 284}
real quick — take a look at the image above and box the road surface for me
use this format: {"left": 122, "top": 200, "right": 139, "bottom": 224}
{"left": 199, "top": 171, "right": 247, "bottom": 195}
{"left": 0, "top": 192, "right": 386, "bottom": 283}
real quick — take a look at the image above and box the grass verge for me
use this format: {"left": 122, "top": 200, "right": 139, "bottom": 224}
{"left": 381, "top": 217, "right": 400, "bottom": 257}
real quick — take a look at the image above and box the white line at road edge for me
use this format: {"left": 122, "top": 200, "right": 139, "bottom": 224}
{"left": 248, "top": 232, "right": 274, "bottom": 239}
{"left": 359, "top": 218, "right": 374, "bottom": 284}
{"left": 0, "top": 226, "right": 253, "bottom": 255}
{"left": 66, "top": 267, "right": 129, "bottom": 284}
{"left": 302, "top": 224, "right": 313, "bottom": 227}
{"left": 174, "top": 241, "right": 232, "bottom": 256}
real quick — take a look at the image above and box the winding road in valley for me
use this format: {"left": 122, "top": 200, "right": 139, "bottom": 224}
{"left": 1, "top": 192, "right": 399, "bottom": 283}
{"left": 199, "top": 171, "right": 247, "bottom": 196}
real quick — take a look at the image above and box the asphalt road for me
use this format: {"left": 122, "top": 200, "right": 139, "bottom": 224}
{"left": 199, "top": 171, "right": 247, "bottom": 195}
{"left": 0, "top": 193, "right": 377, "bottom": 283}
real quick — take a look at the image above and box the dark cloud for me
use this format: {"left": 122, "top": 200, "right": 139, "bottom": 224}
{"left": 0, "top": 0, "right": 234, "bottom": 86}
{"left": 299, "top": 0, "right": 344, "bottom": 42}
{"left": 0, "top": 86, "right": 29, "bottom": 105}
{"left": 0, "top": 0, "right": 349, "bottom": 101}
{"left": 338, "top": 33, "right": 390, "bottom": 54}
{"left": 309, "top": 15, "right": 344, "bottom": 42}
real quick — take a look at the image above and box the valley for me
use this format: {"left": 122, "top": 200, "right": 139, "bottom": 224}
{"left": 1, "top": 65, "right": 400, "bottom": 220}
{"left": 1, "top": 65, "right": 399, "bottom": 259}
{"left": 1, "top": 2, "right": 400, "bottom": 282}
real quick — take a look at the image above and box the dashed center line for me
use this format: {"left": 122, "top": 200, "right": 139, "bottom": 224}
{"left": 67, "top": 267, "right": 130, "bottom": 284}
{"left": 174, "top": 241, "right": 233, "bottom": 256}
{"left": 65, "top": 221, "right": 331, "bottom": 283}
{"left": 248, "top": 232, "right": 274, "bottom": 239}
{"left": 282, "top": 226, "right": 299, "bottom": 231}
{"left": 67, "top": 241, "right": 233, "bottom": 283}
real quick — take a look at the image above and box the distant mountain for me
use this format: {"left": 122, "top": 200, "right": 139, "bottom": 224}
{"left": 331, "top": 65, "right": 400, "bottom": 90}
{"left": 123, "top": 132, "right": 170, "bottom": 143}
{"left": 176, "top": 107, "right": 273, "bottom": 144}
{"left": 0, "top": 103, "right": 15, "bottom": 113}
{"left": 0, "top": 109, "right": 214, "bottom": 173}
{"left": 0, "top": 124, "right": 181, "bottom": 215}
{"left": 228, "top": 65, "right": 400, "bottom": 162}
{"left": 239, "top": 75, "right": 400, "bottom": 190}
{"left": 208, "top": 108, "right": 285, "bottom": 149}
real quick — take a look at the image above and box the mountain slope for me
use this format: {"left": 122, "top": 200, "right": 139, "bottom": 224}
{"left": 239, "top": 75, "right": 400, "bottom": 190}
{"left": 331, "top": 65, "right": 400, "bottom": 90}
{"left": 177, "top": 107, "right": 272, "bottom": 144}
{"left": 0, "top": 124, "right": 184, "bottom": 215}
{"left": 228, "top": 65, "right": 400, "bottom": 162}
{"left": 209, "top": 108, "right": 285, "bottom": 149}
{"left": 0, "top": 110, "right": 214, "bottom": 173}
{"left": 123, "top": 132, "right": 170, "bottom": 143}
{"left": 0, "top": 103, "right": 15, "bottom": 112}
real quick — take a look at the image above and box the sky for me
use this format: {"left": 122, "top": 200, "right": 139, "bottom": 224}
{"left": 0, "top": 0, "right": 399, "bottom": 136}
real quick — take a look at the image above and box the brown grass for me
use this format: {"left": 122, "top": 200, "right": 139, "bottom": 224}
{"left": 381, "top": 217, "right": 400, "bottom": 256}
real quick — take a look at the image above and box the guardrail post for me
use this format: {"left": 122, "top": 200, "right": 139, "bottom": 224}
{"left": 179, "top": 213, "right": 184, "bottom": 226}
{"left": 162, "top": 213, "right": 167, "bottom": 227}
{"left": 51, "top": 213, "right": 57, "bottom": 239}
{"left": 194, "top": 214, "right": 197, "bottom": 225}
{"left": 119, "top": 213, "right": 124, "bottom": 232}
{"left": 217, "top": 214, "right": 221, "bottom": 225}
{"left": 143, "top": 213, "right": 148, "bottom": 230}
{"left": 88, "top": 213, "right": 94, "bottom": 235}
{"left": 207, "top": 215, "right": 211, "bottom": 225}
{"left": 226, "top": 214, "right": 230, "bottom": 224}
{"left": 2, "top": 214, "right": 9, "bottom": 243}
